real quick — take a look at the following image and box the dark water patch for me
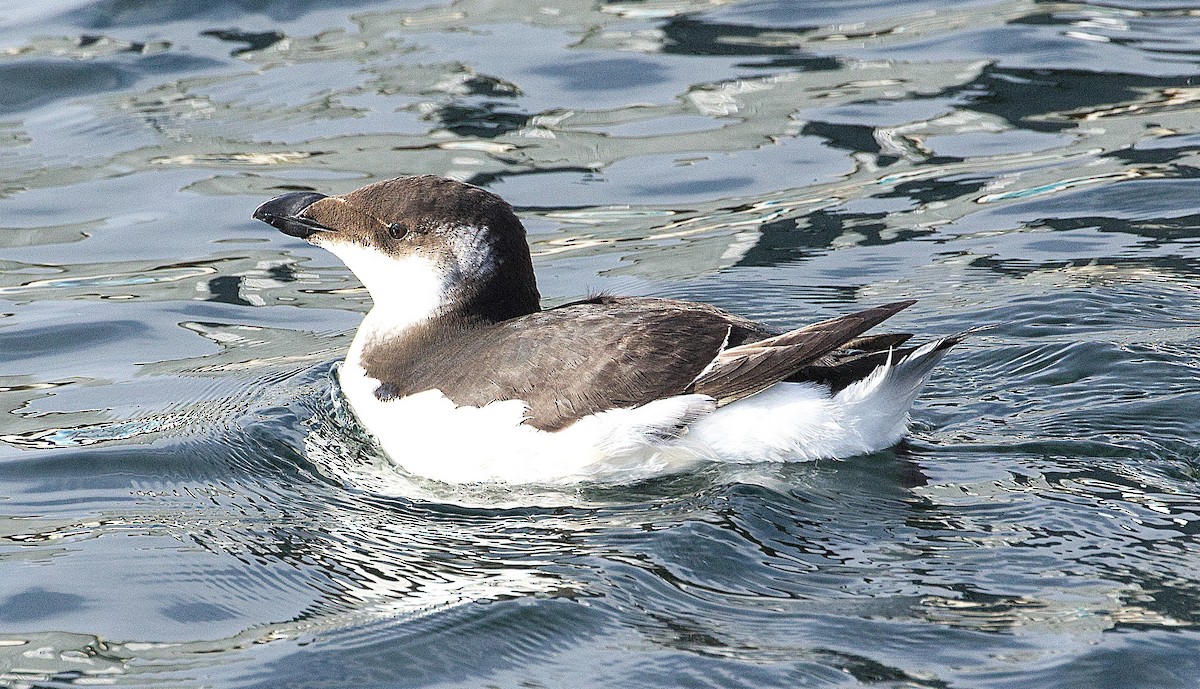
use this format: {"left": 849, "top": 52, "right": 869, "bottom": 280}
{"left": 457, "top": 74, "right": 523, "bottom": 98}
{"left": 201, "top": 28, "right": 286, "bottom": 56}
{"left": 0, "top": 318, "right": 145, "bottom": 360}
{"left": 732, "top": 211, "right": 936, "bottom": 269}
{"left": 0, "top": 588, "right": 86, "bottom": 623}
{"left": 992, "top": 179, "right": 1200, "bottom": 223}
{"left": 801, "top": 120, "right": 887, "bottom": 155}
{"left": 531, "top": 57, "right": 672, "bottom": 92}
{"left": 430, "top": 103, "right": 531, "bottom": 139}
{"left": 205, "top": 274, "right": 254, "bottom": 306}
{"left": 881, "top": 175, "right": 991, "bottom": 205}
{"left": 1111, "top": 138, "right": 1200, "bottom": 167}
{"left": 66, "top": 0, "right": 393, "bottom": 28}
{"left": 160, "top": 600, "right": 239, "bottom": 623}
{"left": 962, "top": 67, "right": 1200, "bottom": 130}
{"left": 0, "top": 54, "right": 226, "bottom": 115}
{"left": 735, "top": 54, "right": 844, "bottom": 71}
{"left": 642, "top": 174, "right": 756, "bottom": 197}
{"left": 463, "top": 165, "right": 604, "bottom": 193}
{"left": 660, "top": 16, "right": 821, "bottom": 58}
{"left": 0, "top": 60, "right": 132, "bottom": 114}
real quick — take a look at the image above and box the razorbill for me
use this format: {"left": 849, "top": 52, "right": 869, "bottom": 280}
{"left": 253, "top": 175, "right": 963, "bottom": 484}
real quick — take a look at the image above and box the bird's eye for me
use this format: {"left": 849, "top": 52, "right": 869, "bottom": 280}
{"left": 387, "top": 222, "right": 409, "bottom": 240}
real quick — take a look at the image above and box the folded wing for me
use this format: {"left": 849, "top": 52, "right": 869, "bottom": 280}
{"left": 366, "top": 297, "right": 924, "bottom": 431}
{"left": 688, "top": 300, "right": 917, "bottom": 405}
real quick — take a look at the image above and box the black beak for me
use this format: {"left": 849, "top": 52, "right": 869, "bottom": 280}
{"left": 252, "top": 191, "right": 331, "bottom": 239}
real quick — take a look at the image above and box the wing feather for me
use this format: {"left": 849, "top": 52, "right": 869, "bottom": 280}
{"left": 689, "top": 300, "right": 916, "bottom": 405}
{"left": 367, "top": 297, "right": 925, "bottom": 429}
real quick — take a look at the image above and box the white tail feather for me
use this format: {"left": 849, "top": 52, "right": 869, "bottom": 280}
{"left": 688, "top": 337, "right": 956, "bottom": 463}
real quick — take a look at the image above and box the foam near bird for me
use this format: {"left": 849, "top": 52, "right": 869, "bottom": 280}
{"left": 254, "top": 175, "right": 963, "bottom": 484}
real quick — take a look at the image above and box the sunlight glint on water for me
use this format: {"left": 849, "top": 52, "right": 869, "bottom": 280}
{"left": 1, "top": 0, "right": 1199, "bottom": 687}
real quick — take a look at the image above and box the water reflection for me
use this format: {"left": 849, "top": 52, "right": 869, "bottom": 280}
{"left": 2, "top": 0, "right": 1200, "bottom": 686}
{"left": 2, "top": 0, "right": 1194, "bottom": 293}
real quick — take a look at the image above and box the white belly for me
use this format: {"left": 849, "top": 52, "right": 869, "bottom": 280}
{"left": 338, "top": 360, "right": 715, "bottom": 484}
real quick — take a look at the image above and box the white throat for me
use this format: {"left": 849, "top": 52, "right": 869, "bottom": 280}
{"left": 320, "top": 241, "right": 449, "bottom": 368}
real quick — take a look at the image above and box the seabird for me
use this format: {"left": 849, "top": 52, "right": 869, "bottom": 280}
{"left": 253, "top": 175, "right": 963, "bottom": 484}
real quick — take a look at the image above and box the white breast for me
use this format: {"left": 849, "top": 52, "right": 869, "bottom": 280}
{"left": 321, "top": 244, "right": 449, "bottom": 338}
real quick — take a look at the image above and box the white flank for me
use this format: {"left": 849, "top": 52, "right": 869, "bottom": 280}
{"left": 339, "top": 359, "right": 716, "bottom": 484}
{"left": 335, "top": 338, "right": 956, "bottom": 485}
{"left": 689, "top": 340, "right": 951, "bottom": 462}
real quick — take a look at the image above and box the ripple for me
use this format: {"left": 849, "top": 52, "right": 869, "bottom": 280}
{"left": 2, "top": 0, "right": 1200, "bottom": 686}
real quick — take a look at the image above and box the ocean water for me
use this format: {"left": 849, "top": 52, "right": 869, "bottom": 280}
{"left": 1, "top": 0, "right": 1199, "bottom": 686}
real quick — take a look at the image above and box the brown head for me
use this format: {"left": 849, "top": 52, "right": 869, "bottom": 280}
{"left": 253, "top": 175, "right": 541, "bottom": 326}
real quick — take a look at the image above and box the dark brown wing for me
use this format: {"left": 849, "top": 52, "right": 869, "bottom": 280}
{"left": 792, "top": 326, "right": 979, "bottom": 393}
{"left": 689, "top": 300, "right": 916, "bottom": 405}
{"left": 364, "top": 296, "right": 771, "bottom": 431}
{"left": 786, "top": 331, "right": 913, "bottom": 392}
{"left": 364, "top": 297, "right": 921, "bottom": 430}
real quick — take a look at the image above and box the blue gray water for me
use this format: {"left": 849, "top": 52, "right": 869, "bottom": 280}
{"left": 2, "top": 0, "right": 1199, "bottom": 686}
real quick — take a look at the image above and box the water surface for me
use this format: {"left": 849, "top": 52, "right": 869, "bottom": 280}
{"left": 2, "top": 0, "right": 1199, "bottom": 687}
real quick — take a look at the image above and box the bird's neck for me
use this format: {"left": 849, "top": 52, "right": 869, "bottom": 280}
{"left": 341, "top": 251, "right": 540, "bottom": 374}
